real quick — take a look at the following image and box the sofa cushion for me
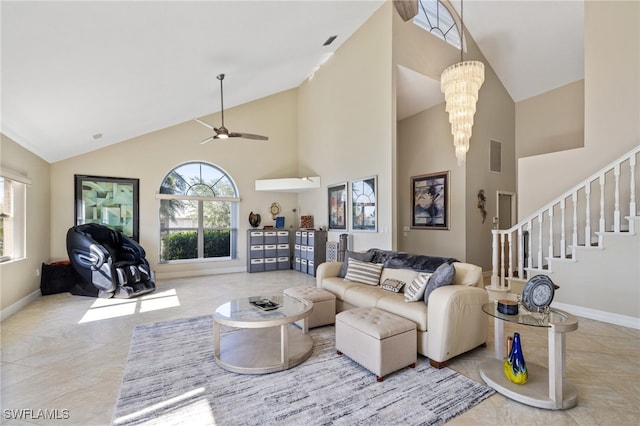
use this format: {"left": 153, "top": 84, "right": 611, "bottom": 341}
{"left": 381, "top": 278, "right": 405, "bottom": 293}
{"left": 343, "top": 285, "right": 387, "bottom": 307}
{"left": 344, "top": 259, "right": 383, "bottom": 285}
{"left": 375, "top": 293, "right": 428, "bottom": 331}
{"left": 320, "top": 277, "right": 361, "bottom": 300}
{"left": 452, "top": 262, "right": 482, "bottom": 287}
{"left": 404, "top": 273, "right": 431, "bottom": 302}
{"left": 338, "top": 251, "right": 376, "bottom": 278}
{"left": 424, "top": 262, "right": 456, "bottom": 304}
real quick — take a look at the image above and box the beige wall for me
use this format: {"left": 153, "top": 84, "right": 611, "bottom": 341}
{"left": 393, "top": 3, "right": 516, "bottom": 269}
{"left": 514, "top": 0, "right": 639, "bottom": 321}
{"left": 463, "top": 60, "right": 516, "bottom": 269}
{"left": 397, "top": 106, "right": 466, "bottom": 260}
{"left": 297, "top": 2, "right": 394, "bottom": 251}
{"left": 0, "top": 135, "right": 51, "bottom": 311}
{"left": 50, "top": 89, "right": 300, "bottom": 279}
{"left": 518, "top": 0, "right": 639, "bottom": 218}
{"left": 516, "top": 80, "right": 585, "bottom": 159}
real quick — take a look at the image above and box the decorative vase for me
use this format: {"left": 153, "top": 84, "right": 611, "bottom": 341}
{"left": 248, "top": 212, "right": 261, "bottom": 228}
{"left": 503, "top": 332, "right": 528, "bottom": 384}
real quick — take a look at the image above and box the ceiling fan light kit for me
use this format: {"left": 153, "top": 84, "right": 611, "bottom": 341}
{"left": 195, "top": 73, "right": 269, "bottom": 144}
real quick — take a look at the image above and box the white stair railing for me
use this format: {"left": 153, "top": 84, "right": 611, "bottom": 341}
{"left": 490, "top": 145, "right": 640, "bottom": 291}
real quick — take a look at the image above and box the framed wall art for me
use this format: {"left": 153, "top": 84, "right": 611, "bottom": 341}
{"left": 327, "top": 182, "right": 347, "bottom": 230}
{"left": 411, "top": 171, "right": 449, "bottom": 230}
{"left": 74, "top": 175, "right": 140, "bottom": 240}
{"left": 351, "top": 176, "right": 377, "bottom": 232}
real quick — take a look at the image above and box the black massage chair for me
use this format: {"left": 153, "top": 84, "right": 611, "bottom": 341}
{"left": 66, "top": 223, "right": 156, "bottom": 298}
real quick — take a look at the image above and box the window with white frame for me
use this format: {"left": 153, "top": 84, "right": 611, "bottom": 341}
{"left": 157, "top": 162, "right": 239, "bottom": 263}
{"left": 0, "top": 172, "right": 28, "bottom": 263}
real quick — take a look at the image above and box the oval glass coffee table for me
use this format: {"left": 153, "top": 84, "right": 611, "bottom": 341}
{"left": 213, "top": 294, "right": 313, "bottom": 374}
{"left": 479, "top": 302, "right": 579, "bottom": 410}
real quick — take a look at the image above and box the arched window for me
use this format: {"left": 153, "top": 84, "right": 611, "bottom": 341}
{"left": 158, "top": 162, "right": 239, "bottom": 262}
{"left": 413, "top": 0, "right": 461, "bottom": 50}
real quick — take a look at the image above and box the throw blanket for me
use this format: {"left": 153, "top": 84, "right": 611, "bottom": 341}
{"left": 367, "top": 249, "right": 458, "bottom": 273}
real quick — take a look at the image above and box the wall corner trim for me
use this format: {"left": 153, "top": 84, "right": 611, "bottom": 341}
{"left": 1, "top": 289, "right": 40, "bottom": 321}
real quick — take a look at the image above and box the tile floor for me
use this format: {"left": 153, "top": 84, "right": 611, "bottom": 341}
{"left": 1, "top": 270, "right": 639, "bottom": 425}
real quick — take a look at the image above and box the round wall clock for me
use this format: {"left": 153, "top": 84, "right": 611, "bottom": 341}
{"left": 521, "top": 275, "right": 559, "bottom": 312}
{"left": 270, "top": 202, "right": 281, "bottom": 220}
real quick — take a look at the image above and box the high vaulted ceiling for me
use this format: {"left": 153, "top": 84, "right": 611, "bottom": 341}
{"left": 1, "top": 1, "right": 584, "bottom": 163}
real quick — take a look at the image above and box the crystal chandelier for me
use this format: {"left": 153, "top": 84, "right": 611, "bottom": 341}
{"left": 440, "top": 0, "right": 484, "bottom": 165}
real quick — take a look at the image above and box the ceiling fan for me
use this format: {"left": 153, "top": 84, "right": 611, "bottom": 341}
{"left": 194, "top": 73, "right": 269, "bottom": 144}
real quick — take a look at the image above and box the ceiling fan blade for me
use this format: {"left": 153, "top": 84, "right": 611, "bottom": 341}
{"left": 194, "top": 118, "right": 215, "bottom": 130}
{"left": 230, "top": 132, "right": 269, "bottom": 141}
{"left": 198, "top": 73, "right": 270, "bottom": 143}
{"left": 393, "top": 0, "right": 418, "bottom": 21}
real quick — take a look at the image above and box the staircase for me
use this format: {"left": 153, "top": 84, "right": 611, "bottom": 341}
{"left": 488, "top": 146, "right": 639, "bottom": 325}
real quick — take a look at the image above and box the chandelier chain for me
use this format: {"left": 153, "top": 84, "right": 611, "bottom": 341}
{"left": 460, "top": 0, "right": 464, "bottom": 62}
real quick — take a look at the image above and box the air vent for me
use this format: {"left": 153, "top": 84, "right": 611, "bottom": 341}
{"left": 323, "top": 35, "right": 337, "bottom": 46}
{"left": 490, "top": 140, "right": 502, "bottom": 173}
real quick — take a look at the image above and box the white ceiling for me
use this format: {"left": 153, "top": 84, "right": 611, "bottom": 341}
{"left": 1, "top": 0, "right": 584, "bottom": 163}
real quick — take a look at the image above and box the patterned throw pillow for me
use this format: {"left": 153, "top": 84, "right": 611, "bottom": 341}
{"left": 381, "top": 278, "right": 406, "bottom": 293}
{"left": 424, "top": 263, "right": 456, "bottom": 304}
{"left": 344, "top": 258, "right": 383, "bottom": 286}
{"left": 404, "top": 273, "right": 431, "bottom": 302}
{"left": 338, "top": 251, "right": 375, "bottom": 278}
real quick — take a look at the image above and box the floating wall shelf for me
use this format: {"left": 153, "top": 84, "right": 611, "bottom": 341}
{"left": 255, "top": 176, "right": 321, "bottom": 192}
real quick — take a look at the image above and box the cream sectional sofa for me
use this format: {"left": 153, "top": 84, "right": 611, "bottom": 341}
{"left": 316, "top": 249, "right": 489, "bottom": 368}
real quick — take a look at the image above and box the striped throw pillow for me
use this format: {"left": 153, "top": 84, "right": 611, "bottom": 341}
{"left": 404, "top": 273, "right": 432, "bottom": 302}
{"left": 344, "top": 258, "right": 383, "bottom": 286}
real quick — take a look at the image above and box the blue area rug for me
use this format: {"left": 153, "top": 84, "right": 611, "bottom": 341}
{"left": 112, "top": 315, "right": 494, "bottom": 425}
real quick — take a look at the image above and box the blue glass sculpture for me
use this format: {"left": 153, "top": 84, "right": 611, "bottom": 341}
{"left": 504, "top": 332, "right": 528, "bottom": 384}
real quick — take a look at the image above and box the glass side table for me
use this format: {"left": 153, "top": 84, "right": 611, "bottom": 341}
{"left": 479, "top": 302, "right": 579, "bottom": 410}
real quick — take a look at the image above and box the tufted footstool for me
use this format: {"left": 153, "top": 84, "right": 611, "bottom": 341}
{"left": 336, "top": 307, "right": 417, "bottom": 382}
{"left": 283, "top": 286, "right": 336, "bottom": 331}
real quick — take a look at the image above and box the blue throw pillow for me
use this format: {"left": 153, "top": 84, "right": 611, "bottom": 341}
{"left": 424, "top": 263, "right": 456, "bottom": 304}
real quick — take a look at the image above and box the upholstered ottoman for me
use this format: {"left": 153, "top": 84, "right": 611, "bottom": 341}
{"left": 336, "top": 307, "right": 417, "bottom": 381}
{"left": 284, "top": 286, "right": 336, "bottom": 330}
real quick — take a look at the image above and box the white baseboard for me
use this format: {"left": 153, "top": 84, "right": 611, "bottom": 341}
{"left": 155, "top": 266, "right": 246, "bottom": 280}
{"left": 552, "top": 302, "right": 640, "bottom": 330}
{"left": 1, "top": 289, "right": 41, "bottom": 321}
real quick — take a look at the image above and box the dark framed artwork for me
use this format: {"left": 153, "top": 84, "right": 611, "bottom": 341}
{"left": 411, "top": 171, "right": 449, "bottom": 229}
{"left": 74, "top": 175, "right": 140, "bottom": 240}
{"left": 351, "top": 176, "right": 377, "bottom": 232}
{"left": 328, "top": 182, "right": 347, "bottom": 230}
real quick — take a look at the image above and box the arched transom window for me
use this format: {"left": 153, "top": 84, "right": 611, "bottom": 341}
{"left": 158, "top": 162, "right": 239, "bottom": 262}
{"left": 413, "top": 0, "right": 461, "bottom": 50}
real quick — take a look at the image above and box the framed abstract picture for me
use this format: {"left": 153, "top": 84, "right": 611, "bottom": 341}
{"left": 351, "top": 176, "right": 377, "bottom": 232}
{"left": 411, "top": 171, "right": 449, "bottom": 229}
{"left": 74, "top": 175, "right": 140, "bottom": 240}
{"left": 327, "top": 182, "right": 347, "bottom": 230}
